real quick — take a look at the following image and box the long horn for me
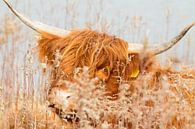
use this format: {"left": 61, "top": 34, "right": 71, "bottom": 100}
{"left": 3, "top": 0, "right": 69, "bottom": 37}
{"left": 151, "top": 22, "right": 195, "bottom": 55}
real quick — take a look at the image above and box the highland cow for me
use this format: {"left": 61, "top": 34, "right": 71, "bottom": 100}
{"left": 3, "top": 0, "right": 195, "bottom": 123}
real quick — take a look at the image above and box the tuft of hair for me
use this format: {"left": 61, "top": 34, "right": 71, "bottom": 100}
{"left": 38, "top": 29, "right": 129, "bottom": 79}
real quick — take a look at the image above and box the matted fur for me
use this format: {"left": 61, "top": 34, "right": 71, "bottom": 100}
{"left": 38, "top": 29, "right": 128, "bottom": 74}
{"left": 37, "top": 29, "right": 141, "bottom": 122}
{"left": 37, "top": 29, "right": 139, "bottom": 95}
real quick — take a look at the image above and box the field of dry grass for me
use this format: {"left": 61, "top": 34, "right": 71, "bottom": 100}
{"left": 0, "top": 0, "right": 195, "bottom": 129}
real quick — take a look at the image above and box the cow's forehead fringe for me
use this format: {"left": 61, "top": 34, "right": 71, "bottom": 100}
{"left": 38, "top": 29, "right": 130, "bottom": 75}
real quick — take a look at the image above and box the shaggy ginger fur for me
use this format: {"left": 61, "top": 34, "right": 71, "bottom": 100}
{"left": 38, "top": 29, "right": 140, "bottom": 95}
{"left": 37, "top": 29, "right": 140, "bottom": 122}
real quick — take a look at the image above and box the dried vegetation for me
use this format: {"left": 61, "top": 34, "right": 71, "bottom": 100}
{"left": 0, "top": 0, "right": 195, "bottom": 129}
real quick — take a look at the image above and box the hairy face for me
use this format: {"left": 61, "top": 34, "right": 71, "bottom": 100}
{"left": 95, "top": 53, "right": 140, "bottom": 96}
{"left": 38, "top": 29, "right": 140, "bottom": 97}
{"left": 38, "top": 29, "right": 141, "bottom": 120}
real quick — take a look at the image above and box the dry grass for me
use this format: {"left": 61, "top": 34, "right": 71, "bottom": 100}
{"left": 0, "top": 1, "right": 195, "bottom": 129}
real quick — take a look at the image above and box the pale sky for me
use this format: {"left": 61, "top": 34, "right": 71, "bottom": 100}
{"left": 1, "top": 0, "right": 195, "bottom": 64}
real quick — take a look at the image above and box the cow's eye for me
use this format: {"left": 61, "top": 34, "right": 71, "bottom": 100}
{"left": 103, "top": 67, "right": 109, "bottom": 72}
{"left": 96, "top": 66, "right": 110, "bottom": 81}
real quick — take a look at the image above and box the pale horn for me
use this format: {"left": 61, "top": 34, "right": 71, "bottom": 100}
{"left": 128, "top": 22, "right": 195, "bottom": 55}
{"left": 3, "top": 0, "right": 69, "bottom": 37}
{"left": 151, "top": 22, "right": 195, "bottom": 55}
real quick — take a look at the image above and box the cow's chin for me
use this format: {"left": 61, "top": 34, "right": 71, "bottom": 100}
{"left": 48, "top": 87, "right": 80, "bottom": 122}
{"left": 48, "top": 87, "right": 75, "bottom": 112}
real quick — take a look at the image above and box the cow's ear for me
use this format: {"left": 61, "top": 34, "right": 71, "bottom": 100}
{"left": 96, "top": 66, "right": 110, "bottom": 81}
{"left": 130, "top": 67, "right": 140, "bottom": 78}
{"left": 127, "top": 53, "right": 140, "bottom": 79}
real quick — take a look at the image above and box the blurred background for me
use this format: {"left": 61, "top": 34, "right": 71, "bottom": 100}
{"left": 1, "top": 0, "right": 195, "bottom": 64}
{"left": 0, "top": 0, "right": 195, "bottom": 94}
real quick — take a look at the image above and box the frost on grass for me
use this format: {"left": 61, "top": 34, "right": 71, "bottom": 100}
{"left": 42, "top": 66, "right": 195, "bottom": 129}
{"left": 0, "top": 47, "right": 194, "bottom": 129}
{"left": 0, "top": 65, "right": 195, "bottom": 129}
{"left": 0, "top": 16, "right": 194, "bottom": 129}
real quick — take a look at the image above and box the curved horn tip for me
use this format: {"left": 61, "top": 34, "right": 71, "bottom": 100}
{"left": 152, "top": 22, "right": 195, "bottom": 55}
{"left": 3, "top": 0, "right": 70, "bottom": 37}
